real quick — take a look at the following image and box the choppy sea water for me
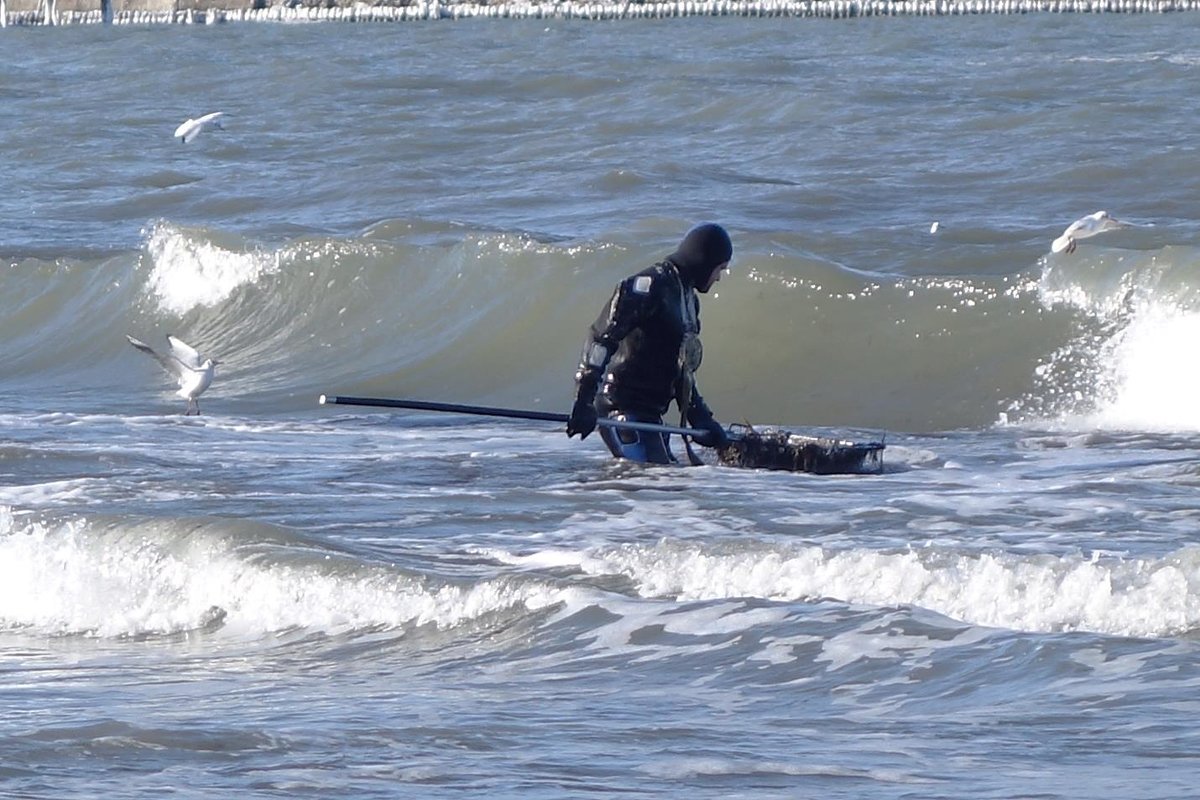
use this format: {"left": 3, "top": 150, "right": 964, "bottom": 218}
{"left": 4, "top": 15, "right": 1200, "bottom": 799}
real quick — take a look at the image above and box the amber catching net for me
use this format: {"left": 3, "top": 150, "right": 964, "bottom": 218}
{"left": 715, "top": 424, "right": 885, "bottom": 475}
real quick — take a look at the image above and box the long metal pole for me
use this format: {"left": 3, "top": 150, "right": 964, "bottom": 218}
{"left": 318, "top": 394, "right": 725, "bottom": 440}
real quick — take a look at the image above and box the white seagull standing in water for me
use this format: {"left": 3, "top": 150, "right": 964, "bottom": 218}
{"left": 173, "top": 111, "right": 225, "bottom": 144}
{"left": 1051, "top": 211, "right": 1131, "bottom": 255}
{"left": 126, "top": 334, "right": 218, "bottom": 416}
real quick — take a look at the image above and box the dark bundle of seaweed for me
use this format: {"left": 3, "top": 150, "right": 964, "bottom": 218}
{"left": 716, "top": 424, "right": 884, "bottom": 475}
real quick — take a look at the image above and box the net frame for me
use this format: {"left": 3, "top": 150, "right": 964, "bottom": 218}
{"left": 716, "top": 423, "right": 885, "bottom": 474}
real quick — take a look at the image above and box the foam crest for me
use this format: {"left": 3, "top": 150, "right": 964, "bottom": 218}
{"left": 0, "top": 508, "right": 567, "bottom": 639}
{"left": 561, "top": 540, "right": 1200, "bottom": 638}
{"left": 143, "top": 223, "right": 279, "bottom": 316}
{"left": 1024, "top": 249, "right": 1200, "bottom": 431}
{"left": 1090, "top": 307, "right": 1200, "bottom": 430}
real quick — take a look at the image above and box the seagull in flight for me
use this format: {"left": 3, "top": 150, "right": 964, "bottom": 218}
{"left": 1051, "top": 211, "right": 1130, "bottom": 255}
{"left": 127, "top": 334, "right": 218, "bottom": 416}
{"left": 173, "top": 111, "right": 225, "bottom": 144}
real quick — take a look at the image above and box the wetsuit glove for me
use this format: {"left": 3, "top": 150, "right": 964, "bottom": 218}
{"left": 567, "top": 397, "right": 598, "bottom": 439}
{"left": 687, "top": 406, "right": 731, "bottom": 450}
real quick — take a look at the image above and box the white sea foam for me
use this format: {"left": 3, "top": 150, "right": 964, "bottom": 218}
{"left": 0, "top": 478, "right": 99, "bottom": 508}
{"left": 1032, "top": 250, "right": 1200, "bottom": 432}
{"left": 1090, "top": 309, "right": 1200, "bottom": 431}
{"left": 539, "top": 539, "right": 1200, "bottom": 639}
{"left": 0, "top": 508, "right": 571, "bottom": 639}
{"left": 144, "top": 223, "right": 280, "bottom": 315}
{"left": 815, "top": 613, "right": 992, "bottom": 672}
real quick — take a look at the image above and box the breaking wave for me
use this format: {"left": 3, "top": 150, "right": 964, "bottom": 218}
{"left": 4, "top": 218, "right": 1200, "bottom": 432}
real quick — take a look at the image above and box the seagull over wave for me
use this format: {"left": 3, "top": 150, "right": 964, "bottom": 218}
{"left": 126, "top": 334, "right": 218, "bottom": 416}
{"left": 1051, "top": 210, "right": 1130, "bottom": 255}
{"left": 174, "top": 111, "right": 225, "bottom": 144}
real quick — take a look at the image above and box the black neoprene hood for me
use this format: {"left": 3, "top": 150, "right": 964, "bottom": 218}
{"left": 667, "top": 223, "right": 733, "bottom": 287}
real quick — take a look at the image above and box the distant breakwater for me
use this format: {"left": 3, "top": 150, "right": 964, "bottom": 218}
{"left": 4, "top": 0, "right": 1198, "bottom": 26}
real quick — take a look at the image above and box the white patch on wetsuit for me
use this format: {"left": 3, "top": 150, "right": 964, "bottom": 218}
{"left": 632, "top": 275, "right": 653, "bottom": 294}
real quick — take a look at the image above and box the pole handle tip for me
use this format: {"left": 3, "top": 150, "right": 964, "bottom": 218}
{"left": 318, "top": 394, "right": 328, "bottom": 405}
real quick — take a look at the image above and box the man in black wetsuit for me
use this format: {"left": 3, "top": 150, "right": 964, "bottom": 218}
{"left": 566, "top": 223, "right": 733, "bottom": 464}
